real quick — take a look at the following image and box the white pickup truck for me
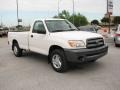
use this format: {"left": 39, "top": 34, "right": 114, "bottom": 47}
{"left": 8, "top": 19, "right": 108, "bottom": 72}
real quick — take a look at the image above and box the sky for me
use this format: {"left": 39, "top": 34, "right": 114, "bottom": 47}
{"left": 0, "top": 0, "right": 120, "bottom": 26}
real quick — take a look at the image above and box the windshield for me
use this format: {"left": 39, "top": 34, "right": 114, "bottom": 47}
{"left": 45, "top": 20, "right": 77, "bottom": 32}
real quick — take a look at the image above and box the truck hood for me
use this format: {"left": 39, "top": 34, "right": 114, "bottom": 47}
{"left": 50, "top": 31, "right": 103, "bottom": 41}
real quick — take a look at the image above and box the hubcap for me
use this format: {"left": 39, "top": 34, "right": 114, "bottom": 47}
{"left": 52, "top": 54, "right": 62, "bottom": 69}
{"left": 14, "top": 46, "right": 18, "bottom": 55}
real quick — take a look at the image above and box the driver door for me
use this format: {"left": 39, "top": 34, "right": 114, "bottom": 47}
{"left": 29, "top": 21, "right": 48, "bottom": 55}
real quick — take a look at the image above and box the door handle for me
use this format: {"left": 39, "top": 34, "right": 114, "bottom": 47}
{"left": 31, "top": 35, "right": 33, "bottom": 38}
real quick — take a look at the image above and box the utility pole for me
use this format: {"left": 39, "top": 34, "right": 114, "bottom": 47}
{"left": 58, "top": 0, "right": 60, "bottom": 18}
{"left": 73, "top": 0, "right": 75, "bottom": 25}
{"left": 16, "top": 0, "right": 19, "bottom": 26}
{"left": 108, "top": 11, "right": 111, "bottom": 34}
{"left": 107, "top": 0, "right": 108, "bottom": 13}
{"left": 0, "top": 16, "right": 2, "bottom": 27}
{"left": 107, "top": 0, "right": 111, "bottom": 34}
{"left": 58, "top": 0, "right": 62, "bottom": 18}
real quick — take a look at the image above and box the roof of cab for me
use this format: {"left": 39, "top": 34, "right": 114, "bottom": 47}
{"left": 34, "top": 18, "right": 65, "bottom": 21}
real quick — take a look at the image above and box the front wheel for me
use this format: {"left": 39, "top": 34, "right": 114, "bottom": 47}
{"left": 88, "top": 59, "right": 97, "bottom": 62}
{"left": 50, "top": 49, "right": 68, "bottom": 73}
{"left": 13, "top": 43, "right": 22, "bottom": 57}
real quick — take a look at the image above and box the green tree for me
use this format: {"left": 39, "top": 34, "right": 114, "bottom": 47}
{"left": 69, "top": 13, "right": 88, "bottom": 27}
{"left": 113, "top": 16, "right": 120, "bottom": 25}
{"left": 54, "top": 10, "right": 70, "bottom": 20}
{"left": 101, "top": 17, "right": 110, "bottom": 25}
{"left": 53, "top": 10, "right": 88, "bottom": 27}
{"left": 91, "top": 20, "right": 99, "bottom": 25}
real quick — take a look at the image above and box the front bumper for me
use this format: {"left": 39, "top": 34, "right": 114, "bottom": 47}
{"left": 64, "top": 45, "right": 108, "bottom": 63}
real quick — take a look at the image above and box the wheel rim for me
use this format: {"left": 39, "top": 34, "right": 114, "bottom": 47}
{"left": 14, "top": 46, "right": 18, "bottom": 55}
{"left": 52, "top": 54, "right": 62, "bottom": 69}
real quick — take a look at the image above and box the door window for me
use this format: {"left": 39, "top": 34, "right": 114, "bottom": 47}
{"left": 33, "top": 21, "right": 46, "bottom": 34}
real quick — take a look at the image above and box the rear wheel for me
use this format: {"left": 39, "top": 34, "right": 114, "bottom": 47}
{"left": 50, "top": 49, "right": 68, "bottom": 73}
{"left": 13, "top": 43, "right": 22, "bottom": 57}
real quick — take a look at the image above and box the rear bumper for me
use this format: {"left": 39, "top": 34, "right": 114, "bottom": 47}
{"left": 64, "top": 45, "right": 108, "bottom": 63}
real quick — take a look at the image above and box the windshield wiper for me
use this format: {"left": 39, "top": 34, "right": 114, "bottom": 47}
{"left": 51, "top": 29, "right": 77, "bottom": 33}
{"left": 66, "top": 28, "right": 77, "bottom": 31}
{"left": 51, "top": 30, "right": 66, "bottom": 32}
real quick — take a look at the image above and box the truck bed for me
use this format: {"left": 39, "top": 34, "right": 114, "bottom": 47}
{"left": 8, "top": 31, "right": 29, "bottom": 50}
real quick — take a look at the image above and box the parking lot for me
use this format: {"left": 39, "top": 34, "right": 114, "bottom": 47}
{"left": 0, "top": 37, "right": 120, "bottom": 90}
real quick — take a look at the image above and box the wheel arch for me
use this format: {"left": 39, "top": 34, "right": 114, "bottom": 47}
{"left": 49, "top": 45, "right": 64, "bottom": 55}
{"left": 48, "top": 45, "right": 64, "bottom": 63}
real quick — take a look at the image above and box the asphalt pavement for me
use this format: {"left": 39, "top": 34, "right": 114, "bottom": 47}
{"left": 0, "top": 37, "right": 120, "bottom": 90}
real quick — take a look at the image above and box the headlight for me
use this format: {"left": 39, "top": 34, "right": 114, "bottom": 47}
{"left": 68, "top": 40, "right": 85, "bottom": 48}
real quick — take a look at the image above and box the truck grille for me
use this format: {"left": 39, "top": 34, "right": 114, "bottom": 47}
{"left": 86, "top": 38, "right": 104, "bottom": 49}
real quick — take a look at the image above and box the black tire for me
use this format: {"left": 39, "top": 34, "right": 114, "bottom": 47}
{"left": 115, "top": 43, "right": 120, "bottom": 47}
{"left": 13, "top": 43, "right": 22, "bottom": 57}
{"left": 88, "top": 59, "right": 97, "bottom": 62}
{"left": 0, "top": 35, "right": 2, "bottom": 38}
{"left": 50, "top": 49, "right": 68, "bottom": 73}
